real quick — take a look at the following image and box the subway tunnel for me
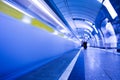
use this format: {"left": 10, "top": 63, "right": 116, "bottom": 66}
{"left": 0, "top": 0, "right": 120, "bottom": 80}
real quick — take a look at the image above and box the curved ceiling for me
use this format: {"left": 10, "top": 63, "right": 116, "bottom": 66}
{"left": 45, "top": 0, "right": 103, "bottom": 41}
{"left": 52, "top": 0, "right": 102, "bottom": 26}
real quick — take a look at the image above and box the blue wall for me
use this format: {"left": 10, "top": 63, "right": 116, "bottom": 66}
{"left": 0, "top": 12, "right": 77, "bottom": 79}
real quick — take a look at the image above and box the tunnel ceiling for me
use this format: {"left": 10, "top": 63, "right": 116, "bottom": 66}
{"left": 45, "top": 0, "right": 103, "bottom": 40}
{"left": 51, "top": 0, "right": 102, "bottom": 23}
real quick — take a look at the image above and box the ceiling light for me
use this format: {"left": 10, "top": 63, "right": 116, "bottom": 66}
{"left": 31, "top": 0, "right": 68, "bottom": 31}
{"left": 103, "top": 0, "right": 118, "bottom": 19}
{"left": 92, "top": 25, "right": 98, "bottom": 33}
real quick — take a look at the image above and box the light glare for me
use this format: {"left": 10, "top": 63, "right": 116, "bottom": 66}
{"left": 103, "top": 0, "right": 118, "bottom": 19}
{"left": 31, "top": 0, "right": 67, "bottom": 31}
{"left": 2, "top": 0, "right": 33, "bottom": 18}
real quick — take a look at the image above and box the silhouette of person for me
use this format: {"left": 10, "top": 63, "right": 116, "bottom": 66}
{"left": 81, "top": 41, "right": 87, "bottom": 49}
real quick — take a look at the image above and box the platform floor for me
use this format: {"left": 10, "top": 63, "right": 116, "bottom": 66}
{"left": 16, "top": 47, "right": 120, "bottom": 80}
{"left": 16, "top": 49, "right": 79, "bottom": 80}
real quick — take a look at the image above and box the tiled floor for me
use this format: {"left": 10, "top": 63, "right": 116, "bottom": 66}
{"left": 16, "top": 47, "right": 120, "bottom": 80}
{"left": 69, "top": 47, "right": 120, "bottom": 80}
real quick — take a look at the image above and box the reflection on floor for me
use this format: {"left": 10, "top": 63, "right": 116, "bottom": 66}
{"left": 16, "top": 47, "right": 120, "bottom": 80}
{"left": 84, "top": 47, "right": 120, "bottom": 80}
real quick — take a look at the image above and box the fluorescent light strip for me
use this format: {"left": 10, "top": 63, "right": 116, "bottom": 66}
{"left": 75, "top": 21, "right": 93, "bottom": 32}
{"left": 2, "top": 0, "right": 33, "bottom": 18}
{"left": 81, "top": 20, "right": 98, "bottom": 34}
{"left": 103, "top": 0, "right": 118, "bottom": 19}
{"left": 31, "top": 0, "right": 67, "bottom": 30}
{"left": 93, "top": 25, "right": 98, "bottom": 33}
{"left": 84, "top": 29, "right": 91, "bottom": 33}
{"left": 85, "top": 20, "right": 92, "bottom": 26}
